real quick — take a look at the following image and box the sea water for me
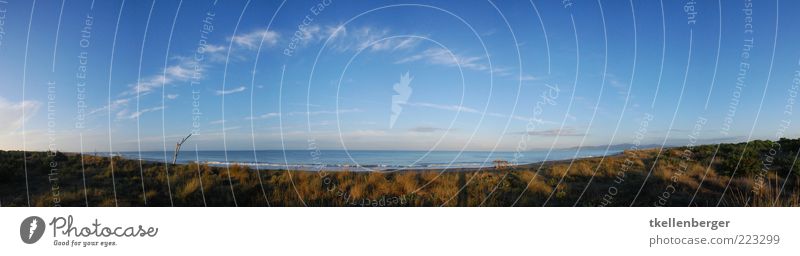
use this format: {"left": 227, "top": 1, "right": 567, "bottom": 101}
{"left": 101, "top": 148, "right": 620, "bottom": 171}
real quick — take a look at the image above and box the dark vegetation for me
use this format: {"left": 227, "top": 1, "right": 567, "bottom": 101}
{"left": 1, "top": 138, "right": 798, "bottom": 207}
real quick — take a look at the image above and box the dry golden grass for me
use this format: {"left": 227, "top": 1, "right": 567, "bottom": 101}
{"left": 3, "top": 140, "right": 800, "bottom": 207}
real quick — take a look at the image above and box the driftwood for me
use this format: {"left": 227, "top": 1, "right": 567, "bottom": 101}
{"left": 171, "top": 133, "right": 192, "bottom": 165}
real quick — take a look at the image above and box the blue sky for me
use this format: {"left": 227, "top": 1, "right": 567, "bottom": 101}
{"left": 0, "top": 0, "right": 798, "bottom": 152}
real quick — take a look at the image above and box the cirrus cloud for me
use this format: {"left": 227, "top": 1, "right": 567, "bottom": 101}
{"left": 0, "top": 97, "right": 41, "bottom": 134}
{"left": 215, "top": 86, "right": 247, "bottom": 96}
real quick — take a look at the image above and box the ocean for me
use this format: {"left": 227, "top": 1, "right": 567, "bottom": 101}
{"left": 102, "top": 148, "right": 621, "bottom": 171}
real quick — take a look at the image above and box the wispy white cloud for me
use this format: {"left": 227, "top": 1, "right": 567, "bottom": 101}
{"left": 129, "top": 74, "right": 168, "bottom": 97}
{"left": 305, "top": 108, "right": 363, "bottom": 115}
{"left": 123, "top": 56, "right": 202, "bottom": 97}
{"left": 117, "top": 106, "right": 165, "bottom": 120}
{"left": 299, "top": 24, "right": 420, "bottom": 52}
{"left": 514, "top": 127, "right": 585, "bottom": 137}
{"left": 204, "top": 44, "right": 226, "bottom": 53}
{"left": 246, "top": 112, "right": 281, "bottom": 120}
{"left": 299, "top": 25, "right": 322, "bottom": 42}
{"left": 229, "top": 29, "right": 279, "bottom": 50}
{"left": 98, "top": 41, "right": 222, "bottom": 122}
{"left": 215, "top": 86, "right": 247, "bottom": 96}
{"left": 604, "top": 73, "right": 630, "bottom": 97}
{"left": 0, "top": 97, "right": 40, "bottom": 134}
{"left": 405, "top": 102, "right": 480, "bottom": 114}
{"left": 364, "top": 36, "right": 420, "bottom": 52}
{"left": 348, "top": 27, "right": 421, "bottom": 52}
{"left": 222, "top": 126, "right": 241, "bottom": 132}
{"left": 486, "top": 112, "right": 534, "bottom": 122}
{"left": 87, "top": 98, "right": 130, "bottom": 116}
{"left": 325, "top": 25, "right": 347, "bottom": 40}
{"left": 409, "top": 126, "right": 450, "bottom": 133}
{"left": 405, "top": 101, "right": 554, "bottom": 123}
{"left": 520, "top": 74, "right": 544, "bottom": 81}
{"left": 396, "top": 48, "right": 487, "bottom": 71}
{"left": 247, "top": 108, "right": 363, "bottom": 120}
{"left": 396, "top": 48, "right": 514, "bottom": 76}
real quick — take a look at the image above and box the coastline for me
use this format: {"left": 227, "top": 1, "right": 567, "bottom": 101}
{"left": 0, "top": 139, "right": 797, "bottom": 206}
{"left": 70, "top": 147, "right": 631, "bottom": 172}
